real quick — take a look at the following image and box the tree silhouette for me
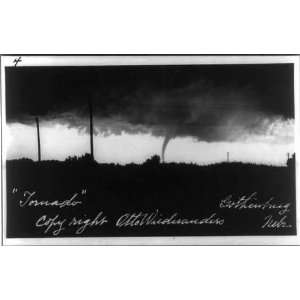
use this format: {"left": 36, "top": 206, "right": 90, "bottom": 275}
{"left": 143, "top": 155, "right": 161, "bottom": 166}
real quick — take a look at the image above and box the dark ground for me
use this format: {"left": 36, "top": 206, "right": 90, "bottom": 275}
{"left": 5, "top": 156, "right": 297, "bottom": 238}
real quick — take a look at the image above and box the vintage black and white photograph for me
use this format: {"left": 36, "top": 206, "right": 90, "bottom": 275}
{"left": 1, "top": 55, "right": 299, "bottom": 244}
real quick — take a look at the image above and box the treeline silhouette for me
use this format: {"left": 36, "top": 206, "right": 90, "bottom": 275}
{"left": 8, "top": 152, "right": 295, "bottom": 167}
{"left": 6, "top": 154, "right": 296, "bottom": 238}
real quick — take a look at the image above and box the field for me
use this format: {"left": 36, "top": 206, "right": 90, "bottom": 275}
{"left": 5, "top": 157, "right": 296, "bottom": 238}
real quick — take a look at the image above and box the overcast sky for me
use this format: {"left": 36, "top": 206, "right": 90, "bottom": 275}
{"left": 5, "top": 64, "right": 295, "bottom": 165}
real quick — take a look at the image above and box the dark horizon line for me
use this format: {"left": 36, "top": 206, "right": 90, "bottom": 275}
{"left": 6, "top": 155, "right": 293, "bottom": 168}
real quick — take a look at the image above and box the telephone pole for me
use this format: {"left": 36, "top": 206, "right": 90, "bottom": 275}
{"left": 35, "top": 117, "right": 41, "bottom": 162}
{"left": 88, "top": 100, "right": 94, "bottom": 161}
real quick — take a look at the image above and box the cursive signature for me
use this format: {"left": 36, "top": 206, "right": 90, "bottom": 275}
{"left": 116, "top": 210, "right": 224, "bottom": 227}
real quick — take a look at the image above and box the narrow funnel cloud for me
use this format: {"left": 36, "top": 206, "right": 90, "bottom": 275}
{"left": 161, "top": 133, "right": 173, "bottom": 162}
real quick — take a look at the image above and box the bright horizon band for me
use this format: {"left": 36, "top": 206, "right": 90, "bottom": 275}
{"left": 6, "top": 122, "right": 294, "bottom": 166}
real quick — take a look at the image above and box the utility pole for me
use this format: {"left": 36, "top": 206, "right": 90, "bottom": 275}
{"left": 35, "top": 117, "right": 41, "bottom": 162}
{"left": 88, "top": 99, "right": 94, "bottom": 161}
{"left": 227, "top": 152, "right": 229, "bottom": 163}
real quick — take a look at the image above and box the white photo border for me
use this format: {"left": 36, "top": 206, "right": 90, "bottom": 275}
{"left": 1, "top": 55, "right": 299, "bottom": 245}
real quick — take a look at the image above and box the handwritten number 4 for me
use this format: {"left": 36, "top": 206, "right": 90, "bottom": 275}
{"left": 13, "top": 57, "right": 22, "bottom": 67}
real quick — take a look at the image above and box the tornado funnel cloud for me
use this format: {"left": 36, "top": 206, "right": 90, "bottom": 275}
{"left": 161, "top": 134, "right": 173, "bottom": 163}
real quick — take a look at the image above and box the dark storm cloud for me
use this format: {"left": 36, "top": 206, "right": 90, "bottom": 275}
{"left": 5, "top": 64, "right": 294, "bottom": 145}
